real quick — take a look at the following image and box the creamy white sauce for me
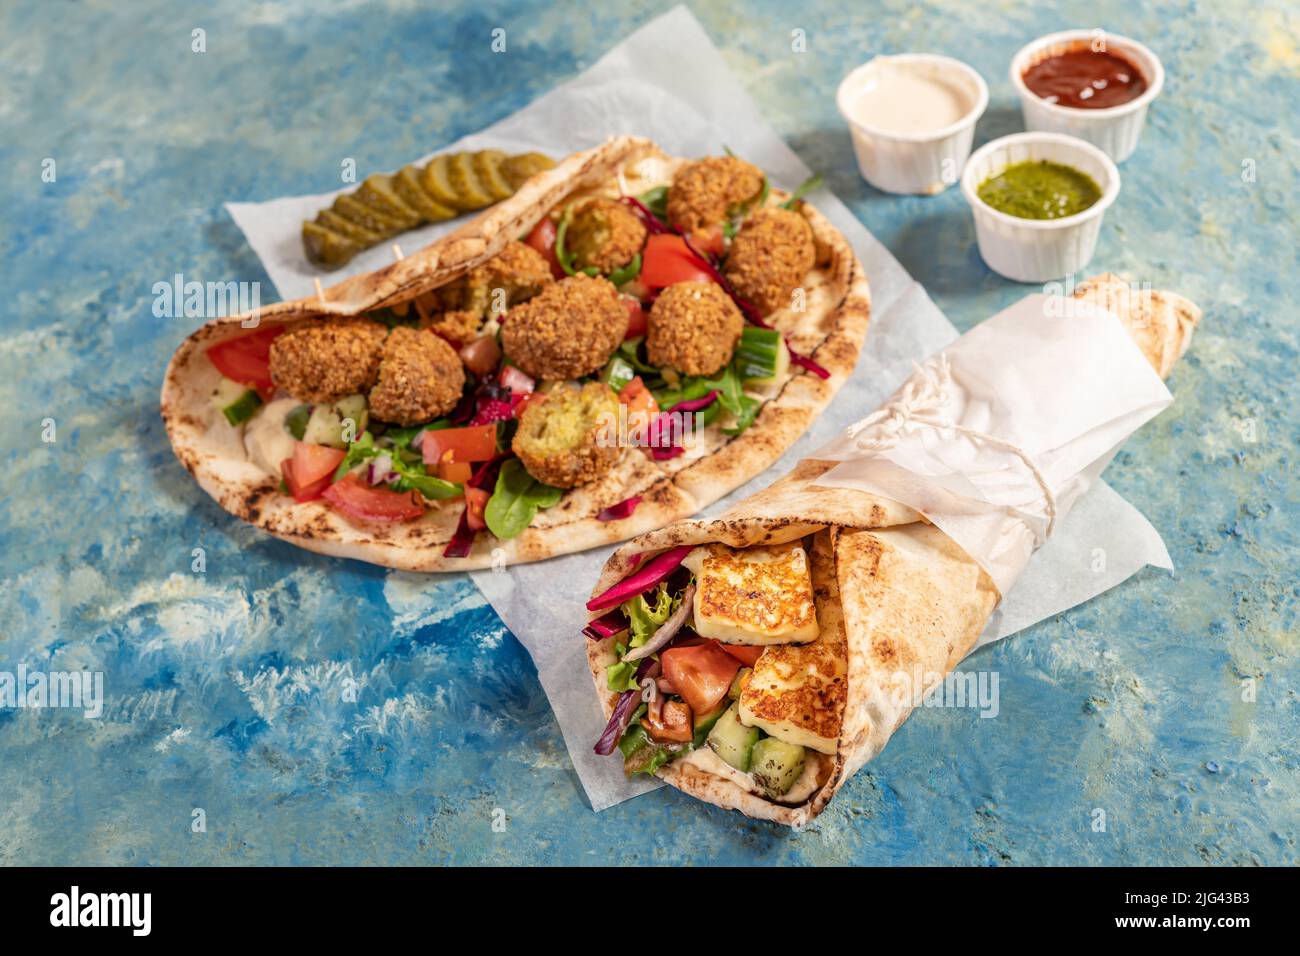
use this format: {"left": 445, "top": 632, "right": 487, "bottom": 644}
{"left": 681, "top": 746, "right": 824, "bottom": 805}
{"left": 843, "top": 63, "right": 972, "bottom": 135}
{"left": 242, "top": 397, "right": 299, "bottom": 475}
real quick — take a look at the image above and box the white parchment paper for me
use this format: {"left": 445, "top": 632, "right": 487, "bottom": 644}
{"left": 227, "top": 6, "right": 1172, "bottom": 811}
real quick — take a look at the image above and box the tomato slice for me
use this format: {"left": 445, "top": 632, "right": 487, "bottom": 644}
{"left": 718, "top": 643, "right": 764, "bottom": 667}
{"left": 499, "top": 365, "right": 535, "bottom": 395}
{"left": 690, "top": 226, "right": 726, "bottom": 258}
{"left": 421, "top": 423, "right": 500, "bottom": 467}
{"left": 459, "top": 335, "right": 502, "bottom": 376}
{"left": 322, "top": 474, "right": 424, "bottom": 522}
{"left": 292, "top": 441, "right": 346, "bottom": 486}
{"left": 640, "top": 234, "right": 714, "bottom": 289}
{"left": 463, "top": 486, "right": 490, "bottom": 531}
{"left": 281, "top": 458, "right": 332, "bottom": 503}
{"left": 659, "top": 643, "right": 741, "bottom": 717}
{"left": 642, "top": 698, "right": 694, "bottom": 744}
{"left": 525, "top": 217, "right": 564, "bottom": 279}
{"left": 622, "top": 295, "right": 646, "bottom": 340}
{"left": 619, "top": 376, "right": 659, "bottom": 445}
{"left": 206, "top": 325, "right": 284, "bottom": 400}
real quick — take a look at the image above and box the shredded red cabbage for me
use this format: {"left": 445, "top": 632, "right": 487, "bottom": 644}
{"left": 443, "top": 507, "right": 476, "bottom": 558}
{"left": 619, "top": 195, "right": 673, "bottom": 235}
{"left": 583, "top": 607, "right": 628, "bottom": 640}
{"left": 788, "top": 348, "right": 830, "bottom": 379}
{"left": 597, "top": 496, "right": 642, "bottom": 522}
{"left": 668, "top": 390, "right": 719, "bottom": 414}
{"left": 594, "top": 658, "right": 660, "bottom": 755}
{"left": 587, "top": 545, "right": 694, "bottom": 612}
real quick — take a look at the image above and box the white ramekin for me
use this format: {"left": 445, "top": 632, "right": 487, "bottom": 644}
{"left": 961, "top": 132, "right": 1120, "bottom": 283}
{"left": 1011, "top": 29, "right": 1164, "bottom": 163}
{"left": 836, "top": 54, "right": 989, "bottom": 195}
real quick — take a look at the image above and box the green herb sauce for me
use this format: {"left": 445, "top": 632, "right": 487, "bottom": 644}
{"left": 976, "top": 160, "right": 1102, "bottom": 220}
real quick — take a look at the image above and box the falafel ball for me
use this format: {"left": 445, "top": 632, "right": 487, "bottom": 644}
{"left": 565, "top": 198, "right": 647, "bottom": 273}
{"left": 268, "top": 317, "right": 388, "bottom": 404}
{"left": 366, "top": 326, "right": 466, "bottom": 426}
{"left": 421, "top": 308, "right": 480, "bottom": 348}
{"left": 427, "top": 240, "right": 554, "bottom": 321}
{"left": 512, "top": 381, "right": 623, "bottom": 489}
{"left": 645, "top": 281, "right": 744, "bottom": 377}
{"left": 666, "top": 156, "right": 764, "bottom": 233}
{"left": 723, "top": 207, "right": 816, "bottom": 317}
{"left": 500, "top": 274, "right": 627, "bottom": 381}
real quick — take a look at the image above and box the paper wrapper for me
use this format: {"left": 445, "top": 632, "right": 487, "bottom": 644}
{"left": 223, "top": 6, "right": 1194, "bottom": 813}
{"left": 584, "top": 277, "right": 1202, "bottom": 826}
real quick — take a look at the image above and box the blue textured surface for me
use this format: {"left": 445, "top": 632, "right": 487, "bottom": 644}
{"left": 2, "top": 0, "right": 1297, "bottom": 865}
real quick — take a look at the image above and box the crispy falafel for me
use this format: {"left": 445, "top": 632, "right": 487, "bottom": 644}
{"left": 367, "top": 326, "right": 466, "bottom": 426}
{"left": 666, "top": 156, "right": 764, "bottom": 232}
{"left": 500, "top": 274, "right": 627, "bottom": 381}
{"left": 646, "top": 281, "right": 744, "bottom": 377}
{"left": 565, "top": 198, "right": 647, "bottom": 273}
{"left": 420, "top": 308, "right": 480, "bottom": 348}
{"left": 723, "top": 207, "right": 816, "bottom": 316}
{"left": 512, "top": 381, "right": 623, "bottom": 489}
{"left": 268, "top": 317, "right": 389, "bottom": 404}
{"left": 426, "top": 240, "right": 554, "bottom": 321}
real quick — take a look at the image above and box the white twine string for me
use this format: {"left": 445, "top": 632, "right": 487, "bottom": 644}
{"left": 846, "top": 355, "right": 1059, "bottom": 543}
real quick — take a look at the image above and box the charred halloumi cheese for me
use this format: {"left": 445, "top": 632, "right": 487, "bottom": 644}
{"left": 738, "top": 531, "right": 846, "bottom": 754}
{"left": 683, "top": 541, "right": 819, "bottom": 645}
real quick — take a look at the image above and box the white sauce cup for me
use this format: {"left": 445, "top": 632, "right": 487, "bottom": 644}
{"left": 961, "top": 131, "right": 1121, "bottom": 283}
{"left": 836, "top": 54, "right": 989, "bottom": 195}
{"left": 1011, "top": 30, "right": 1164, "bottom": 163}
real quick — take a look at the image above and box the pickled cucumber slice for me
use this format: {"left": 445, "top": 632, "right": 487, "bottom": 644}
{"left": 303, "top": 221, "right": 363, "bottom": 268}
{"left": 420, "top": 154, "right": 465, "bottom": 209}
{"left": 473, "top": 150, "right": 515, "bottom": 201}
{"left": 394, "top": 165, "right": 456, "bottom": 222}
{"left": 355, "top": 175, "right": 421, "bottom": 229}
{"left": 501, "top": 152, "right": 556, "bottom": 189}
{"left": 446, "top": 152, "right": 493, "bottom": 210}
{"left": 333, "top": 194, "right": 404, "bottom": 236}
{"left": 318, "top": 209, "right": 385, "bottom": 245}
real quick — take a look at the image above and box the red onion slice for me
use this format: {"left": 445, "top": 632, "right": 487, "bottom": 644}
{"left": 586, "top": 545, "right": 693, "bottom": 611}
{"left": 583, "top": 608, "right": 627, "bottom": 641}
{"left": 593, "top": 658, "right": 661, "bottom": 755}
{"left": 597, "top": 496, "right": 642, "bottom": 522}
{"left": 623, "top": 583, "right": 695, "bottom": 662}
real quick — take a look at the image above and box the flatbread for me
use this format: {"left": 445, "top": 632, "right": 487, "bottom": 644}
{"left": 586, "top": 275, "right": 1202, "bottom": 826}
{"left": 161, "top": 136, "right": 872, "bottom": 571}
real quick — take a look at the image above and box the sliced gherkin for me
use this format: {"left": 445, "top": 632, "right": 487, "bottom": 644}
{"left": 420, "top": 154, "right": 465, "bottom": 209}
{"left": 473, "top": 150, "right": 515, "bottom": 201}
{"left": 318, "top": 209, "right": 385, "bottom": 245}
{"left": 446, "top": 152, "right": 493, "bottom": 210}
{"left": 332, "top": 194, "right": 404, "bottom": 236}
{"left": 394, "top": 165, "right": 457, "bottom": 222}
{"left": 355, "top": 175, "right": 421, "bottom": 229}
{"left": 500, "top": 152, "right": 556, "bottom": 189}
{"left": 302, "top": 221, "right": 362, "bottom": 269}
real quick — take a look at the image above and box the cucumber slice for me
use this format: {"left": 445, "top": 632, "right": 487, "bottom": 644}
{"left": 750, "top": 737, "right": 806, "bottom": 798}
{"left": 728, "top": 666, "right": 751, "bottom": 701}
{"left": 692, "top": 704, "right": 727, "bottom": 746}
{"left": 447, "top": 153, "right": 493, "bottom": 210}
{"left": 212, "top": 379, "right": 262, "bottom": 426}
{"left": 318, "top": 209, "right": 384, "bottom": 245}
{"left": 500, "top": 152, "right": 556, "bottom": 189}
{"left": 707, "top": 703, "right": 760, "bottom": 773}
{"left": 332, "top": 194, "right": 404, "bottom": 236}
{"left": 735, "top": 327, "right": 787, "bottom": 384}
{"left": 600, "top": 355, "right": 637, "bottom": 393}
{"left": 334, "top": 393, "right": 369, "bottom": 440}
{"left": 302, "top": 405, "right": 346, "bottom": 449}
{"left": 473, "top": 150, "right": 515, "bottom": 201}
{"left": 355, "top": 174, "right": 421, "bottom": 228}
{"left": 394, "top": 165, "right": 456, "bottom": 222}
{"left": 420, "top": 154, "right": 464, "bottom": 209}
{"left": 284, "top": 404, "right": 312, "bottom": 440}
{"left": 302, "top": 221, "right": 363, "bottom": 269}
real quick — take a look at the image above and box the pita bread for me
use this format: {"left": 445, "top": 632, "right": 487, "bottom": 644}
{"left": 161, "top": 136, "right": 871, "bottom": 570}
{"left": 586, "top": 275, "right": 1202, "bottom": 826}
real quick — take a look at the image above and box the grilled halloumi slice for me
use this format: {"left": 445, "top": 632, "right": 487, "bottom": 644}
{"left": 738, "top": 531, "right": 846, "bottom": 755}
{"left": 682, "top": 541, "right": 819, "bottom": 645}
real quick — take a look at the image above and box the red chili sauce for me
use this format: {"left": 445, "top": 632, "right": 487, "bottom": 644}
{"left": 1022, "top": 44, "right": 1147, "bottom": 109}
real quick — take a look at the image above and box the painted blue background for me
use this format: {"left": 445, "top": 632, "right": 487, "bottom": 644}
{"left": 1, "top": 0, "right": 1296, "bottom": 865}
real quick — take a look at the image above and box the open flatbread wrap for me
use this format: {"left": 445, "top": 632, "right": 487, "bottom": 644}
{"left": 585, "top": 274, "right": 1201, "bottom": 826}
{"left": 162, "top": 136, "right": 871, "bottom": 570}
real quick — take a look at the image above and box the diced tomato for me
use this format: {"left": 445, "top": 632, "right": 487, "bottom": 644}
{"left": 499, "top": 365, "right": 535, "bottom": 395}
{"left": 718, "top": 643, "right": 764, "bottom": 666}
{"left": 622, "top": 295, "right": 646, "bottom": 340}
{"left": 516, "top": 390, "right": 547, "bottom": 416}
{"left": 621, "top": 278, "right": 651, "bottom": 302}
{"left": 619, "top": 377, "right": 659, "bottom": 445}
{"left": 206, "top": 325, "right": 284, "bottom": 400}
{"left": 459, "top": 335, "right": 501, "bottom": 376}
{"left": 436, "top": 454, "right": 474, "bottom": 484}
{"left": 690, "top": 226, "right": 726, "bottom": 258}
{"left": 659, "top": 643, "right": 741, "bottom": 717}
{"left": 525, "top": 216, "right": 564, "bottom": 279}
{"left": 640, "top": 234, "right": 714, "bottom": 289}
{"left": 322, "top": 474, "right": 424, "bottom": 522}
{"left": 291, "top": 441, "right": 346, "bottom": 487}
{"left": 463, "top": 486, "right": 490, "bottom": 531}
{"left": 281, "top": 458, "right": 331, "bottom": 503}
{"left": 641, "top": 698, "right": 694, "bottom": 744}
{"left": 421, "top": 423, "right": 499, "bottom": 467}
